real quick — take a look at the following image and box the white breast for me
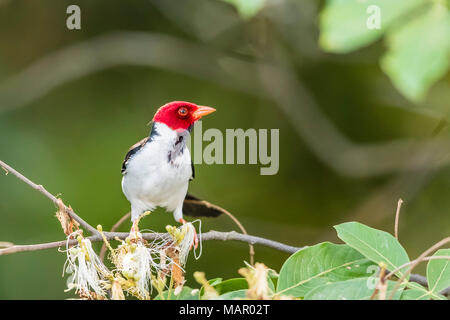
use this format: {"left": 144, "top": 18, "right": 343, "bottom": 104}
{"left": 121, "top": 123, "right": 193, "bottom": 222}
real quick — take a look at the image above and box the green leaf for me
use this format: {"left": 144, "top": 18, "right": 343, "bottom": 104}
{"left": 267, "top": 269, "right": 278, "bottom": 292}
{"left": 208, "top": 278, "right": 223, "bottom": 286}
{"left": 218, "top": 289, "right": 247, "bottom": 300}
{"left": 213, "top": 278, "right": 248, "bottom": 295}
{"left": 199, "top": 278, "right": 222, "bottom": 297}
{"left": 381, "top": 2, "right": 450, "bottom": 102}
{"left": 198, "top": 278, "right": 247, "bottom": 299}
{"left": 319, "top": 0, "right": 427, "bottom": 53}
{"left": 403, "top": 282, "right": 446, "bottom": 300}
{"left": 401, "top": 284, "right": 432, "bottom": 300}
{"left": 276, "top": 242, "right": 375, "bottom": 297}
{"left": 223, "top": 0, "right": 266, "bottom": 19}
{"left": 401, "top": 289, "right": 431, "bottom": 300}
{"left": 334, "top": 222, "right": 410, "bottom": 278}
{"left": 155, "top": 286, "right": 199, "bottom": 300}
{"left": 426, "top": 248, "right": 450, "bottom": 295}
{"left": 304, "top": 277, "right": 403, "bottom": 300}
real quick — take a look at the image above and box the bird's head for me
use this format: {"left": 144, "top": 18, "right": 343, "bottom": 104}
{"left": 153, "top": 101, "right": 216, "bottom": 131}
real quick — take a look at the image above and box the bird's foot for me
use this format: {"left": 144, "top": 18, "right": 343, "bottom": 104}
{"left": 129, "top": 211, "right": 151, "bottom": 241}
{"left": 179, "top": 218, "right": 198, "bottom": 250}
{"left": 130, "top": 221, "right": 139, "bottom": 234}
{"left": 129, "top": 222, "right": 141, "bottom": 242}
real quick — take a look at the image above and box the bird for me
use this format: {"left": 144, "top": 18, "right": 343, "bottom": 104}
{"left": 121, "top": 101, "right": 216, "bottom": 248}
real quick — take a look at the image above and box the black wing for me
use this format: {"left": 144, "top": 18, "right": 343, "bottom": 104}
{"left": 190, "top": 161, "right": 195, "bottom": 181}
{"left": 121, "top": 122, "right": 160, "bottom": 174}
{"left": 121, "top": 137, "right": 149, "bottom": 174}
{"left": 182, "top": 193, "right": 223, "bottom": 217}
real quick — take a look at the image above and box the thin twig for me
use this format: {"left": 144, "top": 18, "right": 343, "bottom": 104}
{"left": 101, "top": 202, "right": 256, "bottom": 264}
{"left": 99, "top": 212, "right": 131, "bottom": 262}
{"left": 220, "top": 209, "right": 255, "bottom": 266}
{"left": 388, "top": 236, "right": 450, "bottom": 299}
{"left": 0, "top": 160, "right": 97, "bottom": 235}
{"left": 385, "top": 255, "right": 450, "bottom": 282}
{"left": 185, "top": 199, "right": 255, "bottom": 266}
{"left": 1, "top": 159, "right": 449, "bottom": 296}
{"left": 2, "top": 229, "right": 449, "bottom": 296}
{"left": 0, "top": 238, "right": 80, "bottom": 255}
{"left": 0, "top": 230, "right": 303, "bottom": 256}
{"left": 394, "top": 198, "right": 403, "bottom": 240}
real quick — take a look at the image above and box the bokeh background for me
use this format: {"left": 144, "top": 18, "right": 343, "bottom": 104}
{"left": 0, "top": 0, "right": 449, "bottom": 299}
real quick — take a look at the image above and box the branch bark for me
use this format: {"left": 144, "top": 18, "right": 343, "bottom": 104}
{"left": 1, "top": 159, "right": 448, "bottom": 297}
{"left": 0, "top": 230, "right": 303, "bottom": 256}
{"left": 0, "top": 160, "right": 97, "bottom": 235}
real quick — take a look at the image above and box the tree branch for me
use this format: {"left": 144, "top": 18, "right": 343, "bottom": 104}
{"left": 1, "top": 159, "right": 448, "bottom": 297}
{"left": 0, "top": 160, "right": 98, "bottom": 235}
{"left": 0, "top": 159, "right": 301, "bottom": 256}
{"left": 0, "top": 230, "right": 303, "bottom": 256}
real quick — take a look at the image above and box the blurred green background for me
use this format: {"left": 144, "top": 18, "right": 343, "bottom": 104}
{"left": 0, "top": 0, "right": 449, "bottom": 299}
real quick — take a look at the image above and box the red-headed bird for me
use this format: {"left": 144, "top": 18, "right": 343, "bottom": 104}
{"left": 121, "top": 101, "right": 216, "bottom": 248}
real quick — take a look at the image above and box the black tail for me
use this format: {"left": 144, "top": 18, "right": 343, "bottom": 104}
{"left": 182, "top": 193, "right": 224, "bottom": 217}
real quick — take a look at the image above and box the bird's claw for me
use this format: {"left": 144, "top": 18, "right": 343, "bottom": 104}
{"left": 129, "top": 221, "right": 142, "bottom": 242}
{"left": 129, "top": 211, "right": 150, "bottom": 241}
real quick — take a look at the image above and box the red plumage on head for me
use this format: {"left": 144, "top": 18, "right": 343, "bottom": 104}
{"left": 153, "top": 101, "right": 215, "bottom": 131}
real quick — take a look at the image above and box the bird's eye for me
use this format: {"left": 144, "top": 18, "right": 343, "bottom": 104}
{"left": 178, "top": 107, "right": 188, "bottom": 117}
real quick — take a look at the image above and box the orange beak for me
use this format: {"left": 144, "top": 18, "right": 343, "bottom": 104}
{"left": 192, "top": 105, "right": 216, "bottom": 120}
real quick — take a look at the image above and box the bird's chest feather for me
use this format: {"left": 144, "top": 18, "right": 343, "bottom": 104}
{"left": 122, "top": 134, "right": 192, "bottom": 203}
